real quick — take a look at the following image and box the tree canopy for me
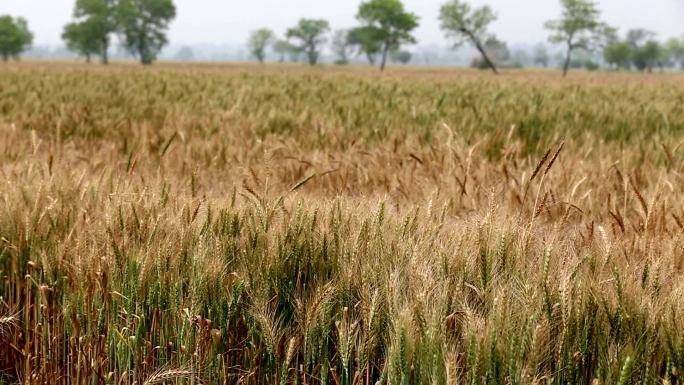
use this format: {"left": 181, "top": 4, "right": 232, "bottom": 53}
{"left": 62, "top": 0, "right": 116, "bottom": 63}
{"left": 273, "top": 39, "right": 300, "bottom": 63}
{"left": 286, "top": 19, "right": 330, "bottom": 66}
{"left": 248, "top": 29, "right": 275, "bottom": 63}
{"left": 439, "top": 0, "right": 499, "bottom": 73}
{"left": 347, "top": 26, "right": 383, "bottom": 64}
{"left": 356, "top": 0, "right": 418, "bottom": 71}
{"left": 602, "top": 30, "right": 677, "bottom": 72}
{"left": 603, "top": 41, "right": 632, "bottom": 70}
{"left": 545, "top": 0, "right": 612, "bottom": 76}
{"left": 665, "top": 37, "right": 684, "bottom": 69}
{"left": 62, "top": 19, "right": 102, "bottom": 62}
{"left": 632, "top": 40, "right": 663, "bottom": 72}
{"left": 626, "top": 29, "right": 655, "bottom": 48}
{"left": 331, "top": 29, "right": 353, "bottom": 64}
{"left": 0, "top": 15, "right": 33, "bottom": 61}
{"left": 390, "top": 49, "right": 412, "bottom": 64}
{"left": 116, "top": 0, "right": 176, "bottom": 65}
{"left": 533, "top": 44, "right": 550, "bottom": 67}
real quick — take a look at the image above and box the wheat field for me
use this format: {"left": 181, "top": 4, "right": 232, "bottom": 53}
{"left": 0, "top": 62, "right": 683, "bottom": 384}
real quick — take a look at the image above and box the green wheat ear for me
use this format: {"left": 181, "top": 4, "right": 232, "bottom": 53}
{"left": 617, "top": 356, "right": 633, "bottom": 385}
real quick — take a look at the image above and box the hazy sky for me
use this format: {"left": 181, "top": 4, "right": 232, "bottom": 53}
{"left": 3, "top": 0, "right": 683, "bottom": 46}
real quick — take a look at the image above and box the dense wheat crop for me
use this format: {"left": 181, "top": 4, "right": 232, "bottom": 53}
{"left": 1, "top": 62, "right": 683, "bottom": 385}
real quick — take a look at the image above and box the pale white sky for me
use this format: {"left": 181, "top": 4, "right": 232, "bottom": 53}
{"left": 2, "top": 0, "right": 682, "bottom": 46}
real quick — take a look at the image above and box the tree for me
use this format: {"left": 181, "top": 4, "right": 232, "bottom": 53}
{"left": 273, "top": 39, "right": 299, "bottom": 63}
{"left": 626, "top": 29, "right": 655, "bottom": 48}
{"left": 603, "top": 41, "right": 632, "bottom": 70}
{"left": 533, "top": 44, "right": 550, "bottom": 68}
{"left": 472, "top": 36, "right": 509, "bottom": 69}
{"left": 286, "top": 19, "right": 330, "bottom": 66}
{"left": 390, "top": 49, "right": 412, "bottom": 64}
{"left": 0, "top": 15, "right": 33, "bottom": 61}
{"left": 545, "top": 0, "right": 611, "bottom": 76}
{"left": 62, "top": 0, "right": 117, "bottom": 64}
{"left": 331, "top": 29, "right": 353, "bottom": 64}
{"left": 62, "top": 20, "right": 101, "bottom": 62}
{"left": 116, "top": 0, "right": 176, "bottom": 65}
{"left": 632, "top": 40, "right": 662, "bottom": 72}
{"left": 356, "top": 0, "right": 419, "bottom": 71}
{"left": 656, "top": 42, "right": 674, "bottom": 70}
{"left": 174, "top": 45, "right": 194, "bottom": 61}
{"left": 563, "top": 47, "right": 599, "bottom": 69}
{"left": 665, "top": 37, "right": 684, "bottom": 69}
{"left": 347, "top": 26, "right": 382, "bottom": 64}
{"left": 439, "top": 0, "right": 499, "bottom": 74}
{"left": 511, "top": 49, "right": 530, "bottom": 68}
{"left": 248, "top": 29, "right": 275, "bottom": 63}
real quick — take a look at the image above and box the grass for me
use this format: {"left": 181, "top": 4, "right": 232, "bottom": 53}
{"left": 0, "top": 62, "right": 683, "bottom": 384}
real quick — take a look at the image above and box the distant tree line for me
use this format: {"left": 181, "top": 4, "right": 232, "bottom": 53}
{"left": 0, "top": 0, "right": 176, "bottom": 65}
{"left": 1, "top": 0, "right": 683, "bottom": 74}
{"left": 248, "top": 0, "right": 418, "bottom": 71}
{"left": 604, "top": 30, "right": 684, "bottom": 72}
{"left": 246, "top": 0, "right": 684, "bottom": 75}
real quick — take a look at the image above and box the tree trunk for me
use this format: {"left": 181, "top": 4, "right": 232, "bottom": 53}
{"left": 366, "top": 52, "right": 375, "bottom": 65}
{"left": 472, "top": 39, "right": 498, "bottom": 74}
{"left": 101, "top": 38, "right": 109, "bottom": 65}
{"left": 562, "top": 43, "right": 573, "bottom": 77}
{"left": 139, "top": 37, "right": 151, "bottom": 65}
{"left": 139, "top": 21, "right": 152, "bottom": 65}
{"left": 379, "top": 42, "right": 389, "bottom": 72}
{"left": 307, "top": 46, "right": 317, "bottom": 66}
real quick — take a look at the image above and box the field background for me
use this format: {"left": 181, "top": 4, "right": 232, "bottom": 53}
{"left": 1, "top": 62, "right": 683, "bottom": 384}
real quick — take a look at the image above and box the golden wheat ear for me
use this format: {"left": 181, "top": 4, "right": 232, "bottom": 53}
{"left": 0, "top": 311, "right": 19, "bottom": 337}
{"left": 142, "top": 368, "right": 202, "bottom": 385}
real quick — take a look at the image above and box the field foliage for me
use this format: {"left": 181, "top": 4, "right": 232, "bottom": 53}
{"left": 1, "top": 63, "right": 683, "bottom": 385}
